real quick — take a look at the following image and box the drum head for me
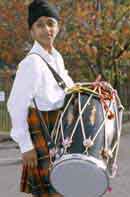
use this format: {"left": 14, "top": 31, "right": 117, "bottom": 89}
{"left": 50, "top": 155, "right": 109, "bottom": 197}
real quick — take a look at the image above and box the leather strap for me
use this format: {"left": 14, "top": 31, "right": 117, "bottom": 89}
{"left": 29, "top": 52, "right": 67, "bottom": 90}
{"left": 33, "top": 98, "right": 55, "bottom": 149}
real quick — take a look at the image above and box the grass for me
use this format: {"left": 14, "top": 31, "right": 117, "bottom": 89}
{"left": 0, "top": 102, "right": 11, "bottom": 132}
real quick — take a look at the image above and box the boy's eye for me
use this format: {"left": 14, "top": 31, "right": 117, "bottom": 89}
{"left": 46, "top": 20, "right": 56, "bottom": 27}
{"left": 36, "top": 23, "right": 45, "bottom": 28}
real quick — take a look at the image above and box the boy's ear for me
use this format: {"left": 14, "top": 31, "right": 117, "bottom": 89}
{"left": 30, "top": 29, "right": 34, "bottom": 39}
{"left": 30, "top": 30, "right": 33, "bottom": 37}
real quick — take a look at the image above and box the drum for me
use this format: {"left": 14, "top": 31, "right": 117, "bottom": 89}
{"left": 49, "top": 82, "right": 124, "bottom": 197}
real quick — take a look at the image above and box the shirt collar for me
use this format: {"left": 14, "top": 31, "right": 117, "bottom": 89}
{"left": 29, "top": 40, "right": 57, "bottom": 62}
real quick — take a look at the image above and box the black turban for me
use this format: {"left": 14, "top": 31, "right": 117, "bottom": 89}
{"left": 28, "top": 0, "right": 60, "bottom": 29}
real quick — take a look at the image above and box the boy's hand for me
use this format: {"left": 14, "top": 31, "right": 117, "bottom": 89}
{"left": 22, "top": 149, "right": 38, "bottom": 169}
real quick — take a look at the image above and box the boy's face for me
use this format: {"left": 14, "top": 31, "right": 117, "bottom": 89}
{"left": 30, "top": 16, "right": 59, "bottom": 47}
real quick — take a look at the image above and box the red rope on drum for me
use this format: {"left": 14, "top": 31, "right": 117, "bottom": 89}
{"left": 90, "top": 77, "right": 117, "bottom": 120}
{"left": 107, "top": 186, "right": 112, "bottom": 193}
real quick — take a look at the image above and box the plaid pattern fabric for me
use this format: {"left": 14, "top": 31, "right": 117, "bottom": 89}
{"left": 20, "top": 107, "right": 62, "bottom": 196}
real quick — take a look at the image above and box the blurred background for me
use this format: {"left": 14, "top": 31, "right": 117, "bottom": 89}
{"left": 0, "top": 1, "right": 130, "bottom": 197}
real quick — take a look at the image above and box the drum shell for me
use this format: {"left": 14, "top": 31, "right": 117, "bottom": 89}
{"left": 55, "top": 93, "right": 106, "bottom": 159}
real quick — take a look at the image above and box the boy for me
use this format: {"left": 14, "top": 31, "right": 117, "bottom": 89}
{"left": 7, "top": 0, "right": 73, "bottom": 196}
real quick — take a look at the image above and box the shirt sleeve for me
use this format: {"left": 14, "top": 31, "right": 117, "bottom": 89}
{"left": 7, "top": 56, "right": 42, "bottom": 153}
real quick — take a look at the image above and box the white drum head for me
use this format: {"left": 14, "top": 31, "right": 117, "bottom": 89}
{"left": 50, "top": 154, "right": 109, "bottom": 197}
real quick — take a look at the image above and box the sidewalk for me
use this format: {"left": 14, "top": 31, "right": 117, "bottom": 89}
{"left": 121, "top": 122, "right": 130, "bottom": 134}
{"left": 0, "top": 132, "right": 21, "bottom": 166}
{"left": 0, "top": 131, "right": 11, "bottom": 143}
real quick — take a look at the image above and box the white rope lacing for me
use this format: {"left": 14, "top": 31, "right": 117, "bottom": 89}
{"left": 54, "top": 94, "right": 74, "bottom": 145}
{"left": 69, "top": 90, "right": 97, "bottom": 144}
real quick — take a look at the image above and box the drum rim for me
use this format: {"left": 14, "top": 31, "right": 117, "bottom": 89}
{"left": 66, "top": 90, "right": 100, "bottom": 99}
{"left": 51, "top": 153, "right": 107, "bottom": 169}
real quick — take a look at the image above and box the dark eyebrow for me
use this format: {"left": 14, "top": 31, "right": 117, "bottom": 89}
{"left": 47, "top": 18, "right": 57, "bottom": 23}
{"left": 36, "top": 19, "right": 44, "bottom": 24}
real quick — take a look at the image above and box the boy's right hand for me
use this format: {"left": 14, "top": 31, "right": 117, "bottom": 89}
{"left": 22, "top": 149, "right": 38, "bottom": 169}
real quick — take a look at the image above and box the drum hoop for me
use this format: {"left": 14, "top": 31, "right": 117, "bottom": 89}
{"left": 51, "top": 154, "right": 107, "bottom": 170}
{"left": 66, "top": 85, "right": 99, "bottom": 98}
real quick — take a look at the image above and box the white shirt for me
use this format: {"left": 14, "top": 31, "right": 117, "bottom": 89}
{"left": 7, "top": 41, "right": 74, "bottom": 153}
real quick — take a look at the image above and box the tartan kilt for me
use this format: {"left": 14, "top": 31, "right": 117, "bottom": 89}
{"left": 20, "top": 107, "right": 62, "bottom": 196}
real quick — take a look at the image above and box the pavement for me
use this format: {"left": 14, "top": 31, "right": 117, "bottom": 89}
{"left": 0, "top": 122, "right": 130, "bottom": 197}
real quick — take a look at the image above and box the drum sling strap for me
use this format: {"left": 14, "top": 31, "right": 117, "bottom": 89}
{"left": 28, "top": 53, "right": 68, "bottom": 149}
